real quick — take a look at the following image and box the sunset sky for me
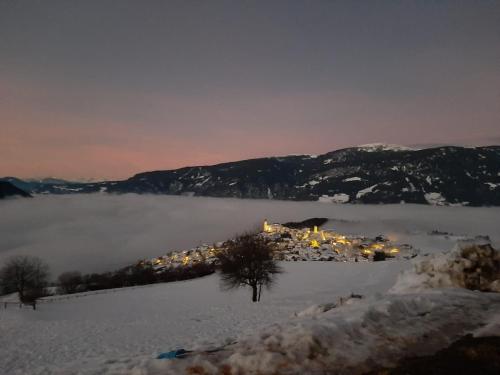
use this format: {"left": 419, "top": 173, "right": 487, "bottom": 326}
{"left": 1, "top": 0, "right": 499, "bottom": 180}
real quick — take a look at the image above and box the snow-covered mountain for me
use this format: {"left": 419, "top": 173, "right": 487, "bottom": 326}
{"left": 0, "top": 176, "right": 78, "bottom": 193}
{"left": 4, "top": 145, "right": 500, "bottom": 206}
{"left": 354, "top": 143, "right": 416, "bottom": 152}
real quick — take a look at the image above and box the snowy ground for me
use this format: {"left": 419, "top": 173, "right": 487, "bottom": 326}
{"left": 1, "top": 195, "right": 499, "bottom": 374}
{"left": 1, "top": 258, "right": 498, "bottom": 375}
{"left": 0, "top": 261, "right": 407, "bottom": 374}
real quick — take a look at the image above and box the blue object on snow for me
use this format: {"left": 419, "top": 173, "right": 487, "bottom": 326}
{"left": 157, "top": 349, "right": 189, "bottom": 360}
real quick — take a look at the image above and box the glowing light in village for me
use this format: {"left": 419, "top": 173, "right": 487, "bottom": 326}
{"left": 310, "top": 239, "right": 320, "bottom": 248}
{"left": 145, "top": 219, "right": 409, "bottom": 269}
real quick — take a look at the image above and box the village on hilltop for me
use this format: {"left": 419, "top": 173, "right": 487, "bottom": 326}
{"left": 145, "top": 219, "right": 419, "bottom": 271}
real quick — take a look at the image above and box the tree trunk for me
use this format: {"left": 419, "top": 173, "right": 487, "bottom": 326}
{"left": 18, "top": 291, "right": 24, "bottom": 304}
{"left": 251, "top": 285, "right": 258, "bottom": 302}
{"left": 258, "top": 284, "right": 262, "bottom": 302}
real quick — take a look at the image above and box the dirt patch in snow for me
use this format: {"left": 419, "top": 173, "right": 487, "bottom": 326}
{"left": 366, "top": 335, "right": 500, "bottom": 375}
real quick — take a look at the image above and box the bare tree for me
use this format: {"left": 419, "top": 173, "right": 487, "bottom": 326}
{"left": 216, "top": 233, "right": 283, "bottom": 302}
{"left": 57, "top": 271, "right": 83, "bottom": 294}
{"left": 0, "top": 255, "right": 50, "bottom": 303}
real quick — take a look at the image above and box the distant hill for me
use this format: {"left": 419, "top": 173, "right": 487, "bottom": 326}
{"left": 0, "top": 177, "right": 78, "bottom": 193}
{"left": 0, "top": 181, "right": 31, "bottom": 199}
{"left": 3, "top": 145, "right": 500, "bottom": 205}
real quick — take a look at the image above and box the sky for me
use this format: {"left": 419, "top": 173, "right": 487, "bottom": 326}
{"left": 1, "top": 0, "right": 499, "bottom": 180}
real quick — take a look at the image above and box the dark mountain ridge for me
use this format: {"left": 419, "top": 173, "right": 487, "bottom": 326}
{"left": 2, "top": 145, "right": 500, "bottom": 206}
{"left": 0, "top": 181, "right": 31, "bottom": 199}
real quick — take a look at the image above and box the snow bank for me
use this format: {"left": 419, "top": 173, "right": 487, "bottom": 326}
{"left": 390, "top": 240, "right": 500, "bottom": 294}
{"left": 111, "top": 244, "right": 500, "bottom": 375}
{"left": 293, "top": 294, "right": 362, "bottom": 318}
{"left": 129, "top": 291, "right": 500, "bottom": 375}
{"left": 474, "top": 313, "right": 500, "bottom": 337}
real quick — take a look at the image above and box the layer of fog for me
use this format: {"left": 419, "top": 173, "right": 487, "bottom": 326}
{"left": 1, "top": 194, "right": 499, "bottom": 276}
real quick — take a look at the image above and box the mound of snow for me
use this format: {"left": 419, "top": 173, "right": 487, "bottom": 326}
{"left": 424, "top": 192, "right": 447, "bottom": 205}
{"left": 293, "top": 294, "right": 362, "bottom": 318}
{"left": 293, "top": 302, "right": 336, "bottom": 317}
{"left": 127, "top": 291, "right": 500, "bottom": 375}
{"left": 390, "top": 240, "right": 500, "bottom": 294}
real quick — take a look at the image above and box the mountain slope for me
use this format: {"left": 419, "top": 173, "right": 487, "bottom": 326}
{"left": 4, "top": 145, "right": 500, "bottom": 205}
{"left": 0, "top": 177, "right": 78, "bottom": 193}
{"left": 0, "top": 181, "right": 31, "bottom": 199}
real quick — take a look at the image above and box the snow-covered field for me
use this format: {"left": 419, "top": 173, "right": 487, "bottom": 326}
{"left": 1, "top": 195, "right": 499, "bottom": 374}
{"left": 1, "top": 261, "right": 408, "bottom": 374}
{"left": 1, "top": 257, "right": 499, "bottom": 375}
